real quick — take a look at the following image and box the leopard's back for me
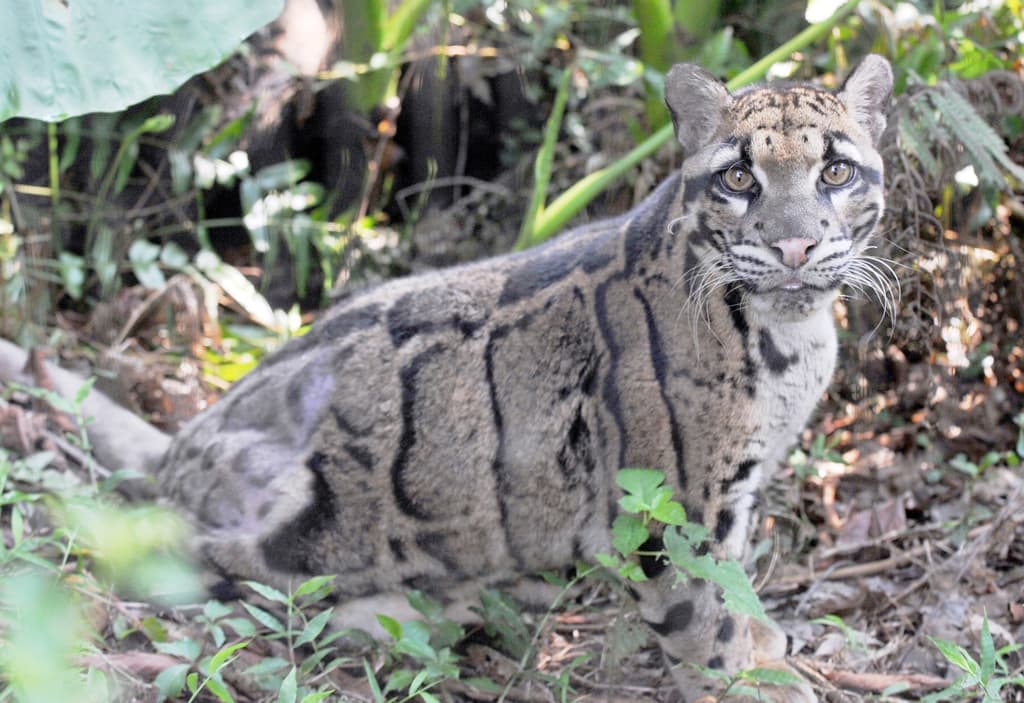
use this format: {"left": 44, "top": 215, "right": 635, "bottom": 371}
{"left": 158, "top": 206, "right": 636, "bottom": 597}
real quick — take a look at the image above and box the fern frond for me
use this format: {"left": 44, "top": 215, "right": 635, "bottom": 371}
{"left": 930, "top": 84, "right": 1024, "bottom": 187}
{"left": 897, "top": 110, "right": 942, "bottom": 182}
{"left": 907, "top": 94, "right": 955, "bottom": 176}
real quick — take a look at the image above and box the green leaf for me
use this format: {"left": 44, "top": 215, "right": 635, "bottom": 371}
{"left": 738, "top": 666, "right": 805, "bottom": 686}
{"left": 650, "top": 499, "right": 687, "bottom": 526}
{"left": 0, "top": 0, "right": 284, "bottom": 122}
{"left": 276, "top": 667, "right": 297, "bottom": 703}
{"left": 294, "top": 608, "right": 333, "bottom": 647}
{"left": 209, "top": 624, "right": 226, "bottom": 649}
{"left": 207, "top": 640, "right": 249, "bottom": 675}
{"left": 664, "top": 528, "right": 768, "bottom": 623}
{"left": 243, "top": 656, "right": 290, "bottom": 677}
{"left": 979, "top": 615, "right": 995, "bottom": 684}
{"left": 409, "top": 669, "right": 429, "bottom": 694}
{"left": 930, "top": 637, "right": 979, "bottom": 676}
{"left": 394, "top": 633, "right": 436, "bottom": 662}
{"left": 58, "top": 251, "right": 86, "bottom": 300}
{"left": 243, "top": 581, "right": 290, "bottom": 605}
{"left": 113, "top": 141, "right": 139, "bottom": 195}
{"left": 618, "top": 562, "right": 648, "bottom": 582}
{"left": 222, "top": 617, "right": 257, "bottom": 638}
{"left": 129, "top": 239, "right": 161, "bottom": 264}
{"left": 433, "top": 619, "right": 465, "bottom": 650}
{"left": 611, "top": 514, "right": 649, "bottom": 557}
{"left": 978, "top": 451, "right": 1001, "bottom": 472}
{"left": 140, "top": 616, "right": 169, "bottom": 643}
{"left": 385, "top": 668, "right": 416, "bottom": 695}
{"left": 154, "top": 638, "right": 202, "bottom": 662}
{"left": 948, "top": 453, "right": 979, "bottom": 478}
{"left": 138, "top": 114, "right": 176, "bottom": 135}
{"left": 459, "top": 677, "right": 501, "bottom": 695}
{"left": 194, "top": 251, "right": 279, "bottom": 331}
{"left": 73, "top": 377, "right": 97, "bottom": 406}
{"left": 376, "top": 614, "right": 402, "bottom": 640}
{"left": 202, "top": 600, "right": 234, "bottom": 622}
{"left": 10, "top": 504, "right": 23, "bottom": 544}
{"left": 299, "top": 693, "right": 332, "bottom": 703}
{"left": 204, "top": 674, "right": 234, "bottom": 703}
{"left": 407, "top": 591, "right": 443, "bottom": 621}
{"left": 616, "top": 469, "right": 666, "bottom": 500}
{"left": 239, "top": 602, "right": 285, "bottom": 635}
{"left": 154, "top": 663, "right": 190, "bottom": 700}
{"left": 724, "top": 683, "right": 764, "bottom": 699}
{"left": 618, "top": 494, "right": 648, "bottom": 514}
{"left": 160, "top": 242, "right": 191, "bottom": 270}
{"left": 292, "top": 575, "right": 336, "bottom": 600}
{"left": 253, "top": 160, "right": 311, "bottom": 191}
{"left": 131, "top": 256, "right": 167, "bottom": 290}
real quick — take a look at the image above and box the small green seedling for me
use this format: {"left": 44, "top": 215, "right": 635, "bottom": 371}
{"left": 597, "top": 469, "right": 768, "bottom": 624}
{"left": 922, "top": 615, "right": 1024, "bottom": 703}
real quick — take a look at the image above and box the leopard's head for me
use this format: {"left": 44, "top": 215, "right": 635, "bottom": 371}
{"left": 666, "top": 55, "right": 894, "bottom": 321}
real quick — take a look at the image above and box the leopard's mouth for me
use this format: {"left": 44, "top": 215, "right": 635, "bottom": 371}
{"left": 759, "top": 270, "right": 838, "bottom": 295}
{"left": 749, "top": 276, "right": 839, "bottom": 318}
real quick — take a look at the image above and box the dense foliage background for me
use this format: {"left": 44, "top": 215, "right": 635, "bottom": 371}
{"left": 0, "top": 0, "right": 1022, "bottom": 701}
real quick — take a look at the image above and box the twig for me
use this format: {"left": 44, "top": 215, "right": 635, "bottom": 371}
{"left": 29, "top": 347, "right": 78, "bottom": 434}
{"left": 109, "top": 278, "right": 179, "bottom": 348}
{"left": 44, "top": 429, "right": 113, "bottom": 479}
{"left": 822, "top": 668, "right": 948, "bottom": 693}
{"left": 394, "top": 175, "right": 511, "bottom": 222}
{"left": 770, "top": 524, "right": 990, "bottom": 589}
{"left": 954, "top": 484, "right": 1024, "bottom": 581}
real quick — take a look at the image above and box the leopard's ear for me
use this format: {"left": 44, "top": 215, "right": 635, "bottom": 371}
{"left": 837, "top": 54, "right": 893, "bottom": 145}
{"left": 665, "top": 64, "right": 732, "bottom": 155}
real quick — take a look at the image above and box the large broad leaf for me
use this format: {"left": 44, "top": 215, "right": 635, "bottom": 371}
{"left": 0, "top": 0, "right": 284, "bottom": 123}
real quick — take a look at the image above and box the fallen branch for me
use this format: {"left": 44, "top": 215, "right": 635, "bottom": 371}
{"left": 823, "top": 668, "right": 949, "bottom": 693}
{"left": 769, "top": 523, "right": 990, "bottom": 589}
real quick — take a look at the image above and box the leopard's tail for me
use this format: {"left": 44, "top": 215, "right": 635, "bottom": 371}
{"left": 0, "top": 338, "right": 170, "bottom": 495}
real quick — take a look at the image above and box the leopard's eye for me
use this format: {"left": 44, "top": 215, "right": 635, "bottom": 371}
{"left": 821, "top": 160, "right": 854, "bottom": 186}
{"left": 720, "top": 163, "right": 756, "bottom": 193}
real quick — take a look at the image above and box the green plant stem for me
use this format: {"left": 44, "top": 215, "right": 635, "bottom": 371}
{"left": 674, "top": 0, "right": 720, "bottom": 40}
{"left": 633, "top": 0, "right": 675, "bottom": 71}
{"left": 342, "top": 0, "right": 436, "bottom": 112}
{"left": 47, "top": 122, "right": 62, "bottom": 254}
{"left": 515, "top": 65, "right": 573, "bottom": 250}
{"left": 633, "top": 0, "right": 676, "bottom": 126}
{"left": 527, "top": 0, "right": 860, "bottom": 244}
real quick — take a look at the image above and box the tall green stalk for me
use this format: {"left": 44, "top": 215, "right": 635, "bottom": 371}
{"left": 633, "top": 0, "right": 676, "bottom": 127}
{"left": 341, "top": 0, "right": 436, "bottom": 113}
{"left": 521, "top": 0, "right": 860, "bottom": 246}
{"left": 515, "top": 66, "right": 572, "bottom": 251}
{"left": 47, "top": 122, "right": 62, "bottom": 254}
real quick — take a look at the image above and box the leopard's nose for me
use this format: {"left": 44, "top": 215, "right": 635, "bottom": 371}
{"left": 772, "top": 237, "right": 817, "bottom": 268}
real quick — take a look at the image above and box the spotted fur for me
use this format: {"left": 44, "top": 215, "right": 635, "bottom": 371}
{"left": 0, "top": 56, "right": 894, "bottom": 702}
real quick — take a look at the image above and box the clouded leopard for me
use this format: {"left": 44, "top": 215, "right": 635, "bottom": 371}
{"left": 0, "top": 55, "right": 893, "bottom": 701}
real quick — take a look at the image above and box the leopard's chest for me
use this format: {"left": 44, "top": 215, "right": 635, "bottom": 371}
{"left": 713, "top": 307, "right": 837, "bottom": 556}
{"left": 748, "top": 308, "right": 838, "bottom": 462}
